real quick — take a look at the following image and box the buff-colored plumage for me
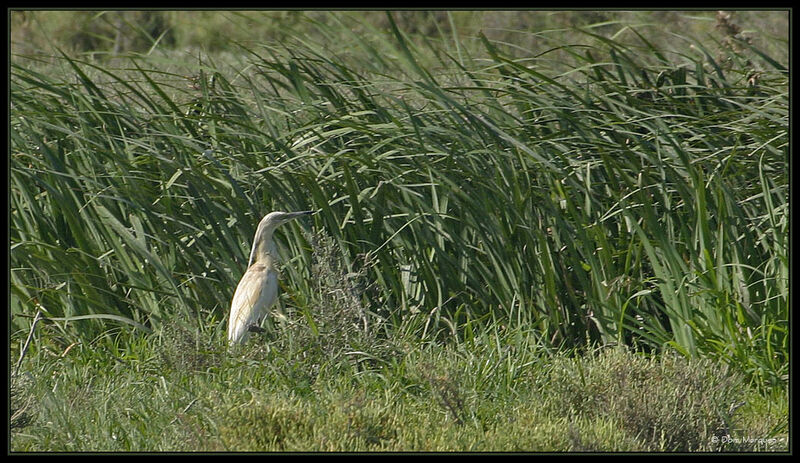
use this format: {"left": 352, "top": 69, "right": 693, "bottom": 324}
{"left": 228, "top": 210, "right": 313, "bottom": 345}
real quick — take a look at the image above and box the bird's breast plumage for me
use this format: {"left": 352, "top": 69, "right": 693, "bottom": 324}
{"left": 227, "top": 258, "right": 279, "bottom": 344}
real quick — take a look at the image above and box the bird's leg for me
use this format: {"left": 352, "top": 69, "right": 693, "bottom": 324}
{"left": 247, "top": 324, "right": 266, "bottom": 333}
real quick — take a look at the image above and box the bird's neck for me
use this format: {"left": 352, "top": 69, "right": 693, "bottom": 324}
{"left": 248, "top": 229, "right": 278, "bottom": 267}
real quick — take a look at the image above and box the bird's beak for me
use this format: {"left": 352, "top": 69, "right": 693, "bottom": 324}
{"left": 283, "top": 210, "right": 315, "bottom": 221}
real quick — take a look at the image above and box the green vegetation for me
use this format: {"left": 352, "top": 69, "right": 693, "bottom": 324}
{"left": 9, "top": 325, "right": 789, "bottom": 451}
{"left": 10, "top": 10, "right": 788, "bottom": 452}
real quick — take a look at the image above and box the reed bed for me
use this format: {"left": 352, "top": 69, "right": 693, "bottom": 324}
{"left": 11, "top": 12, "right": 787, "bottom": 390}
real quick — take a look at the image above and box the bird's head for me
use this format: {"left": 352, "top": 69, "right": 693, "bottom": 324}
{"left": 248, "top": 210, "right": 315, "bottom": 267}
{"left": 259, "top": 210, "right": 315, "bottom": 229}
{"left": 254, "top": 210, "right": 315, "bottom": 240}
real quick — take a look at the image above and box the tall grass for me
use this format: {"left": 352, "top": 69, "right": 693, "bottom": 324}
{"left": 10, "top": 12, "right": 787, "bottom": 388}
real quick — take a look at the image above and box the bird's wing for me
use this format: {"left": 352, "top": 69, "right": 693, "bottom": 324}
{"left": 227, "top": 264, "right": 278, "bottom": 344}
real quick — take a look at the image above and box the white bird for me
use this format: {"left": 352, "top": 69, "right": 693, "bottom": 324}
{"left": 228, "top": 210, "right": 313, "bottom": 345}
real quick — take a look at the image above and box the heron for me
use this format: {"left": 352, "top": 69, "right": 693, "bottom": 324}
{"left": 228, "top": 210, "right": 314, "bottom": 345}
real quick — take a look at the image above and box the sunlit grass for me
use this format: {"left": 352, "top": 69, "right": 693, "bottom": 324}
{"left": 10, "top": 324, "right": 787, "bottom": 451}
{"left": 10, "top": 11, "right": 788, "bottom": 451}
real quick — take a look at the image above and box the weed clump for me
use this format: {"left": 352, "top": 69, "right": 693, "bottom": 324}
{"left": 341, "top": 390, "right": 398, "bottom": 448}
{"left": 416, "top": 363, "right": 468, "bottom": 426}
{"left": 545, "top": 347, "right": 746, "bottom": 451}
{"left": 261, "top": 230, "right": 400, "bottom": 371}
{"left": 307, "top": 230, "right": 375, "bottom": 356}
{"left": 156, "top": 322, "right": 223, "bottom": 373}
{"left": 10, "top": 373, "right": 37, "bottom": 430}
{"left": 219, "top": 398, "right": 314, "bottom": 451}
